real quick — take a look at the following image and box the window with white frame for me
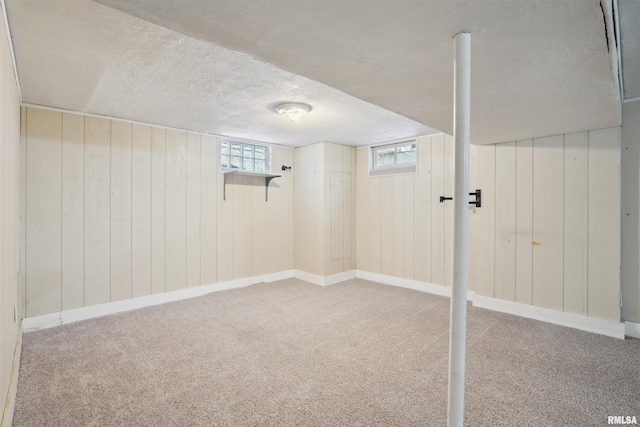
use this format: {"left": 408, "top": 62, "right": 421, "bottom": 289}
{"left": 370, "top": 140, "right": 417, "bottom": 175}
{"left": 220, "top": 140, "right": 271, "bottom": 172}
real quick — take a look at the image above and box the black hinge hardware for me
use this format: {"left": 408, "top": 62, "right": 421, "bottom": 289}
{"left": 439, "top": 189, "right": 481, "bottom": 208}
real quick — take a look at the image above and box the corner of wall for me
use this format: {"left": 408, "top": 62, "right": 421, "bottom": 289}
{"left": 621, "top": 101, "right": 640, "bottom": 323}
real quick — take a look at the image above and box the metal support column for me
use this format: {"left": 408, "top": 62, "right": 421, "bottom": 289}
{"left": 447, "top": 31, "right": 471, "bottom": 427}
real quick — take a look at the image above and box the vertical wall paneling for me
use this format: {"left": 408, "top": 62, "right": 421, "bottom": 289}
{"left": 131, "top": 124, "right": 152, "bottom": 297}
{"left": 471, "top": 144, "right": 495, "bottom": 297}
{"left": 404, "top": 174, "right": 415, "bottom": 280}
{"left": 250, "top": 172, "right": 263, "bottom": 276}
{"left": 494, "top": 142, "right": 516, "bottom": 301}
{"left": 1, "top": 19, "right": 20, "bottom": 417}
{"left": 200, "top": 135, "right": 218, "bottom": 285}
{"left": 323, "top": 143, "right": 333, "bottom": 275}
{"left": 379, "top": 175, "right": 393, "bottom": 276}
{"left": 61, "top": 113, "right": 85, "bottom": 310}
{"left": 84, "top": 117, "right": 111, "bottom": 306}
{"left": 110, "top": 121, "right": 133, "bottom": 301}
{"left": 621, "top": 101, "right": 640, "bottom": 323}
{"left": 587, "top": 128, "right": 621, "bottom": 321}
{"left": 216, "top": 147, "right": 233, "bottom": 283}
{"left": 231, "top": 173, "right": 244, "bottom": 279}
{"left": 312, "top": 145, "right": 324, "bottom": 275}
{"left": 330, "top": 145, "right": 345, "bottom": 273}
{"left": 431, "top": 134, "right": 445, "bottom": 286}
{"left": 186, "top": 133, "right": 201, "bottom": 287}
{"left": 414, "top": 136, "right": 432, "bottom": 283}
{"left": 368, "top": 176, "right": 382, "bottom": 275}
{"left": 532, "top": 136, "right": 564, "bottom": 310}
{"left": 26, "top": 108, "right": 62, "bottom": 316}
{"left": 295, "top": 143, "right": 354, "bottom": 277}
{"left": 24, "top": 107, "right": 295, "bottom": 318}
{"left": 515, "top": 140, "right": 533, "bottom": 304}
{"left": 293, "top": 146, "right": 306, "bottom": 272}
{"left": 563, "top": 132, "right": 588, "bottom": 315}
{"left": 164, "top": 130, "right": 187, "bottom": 291}
{"left": 344, "top": 146, "right": 355, "bottom": 271}
{"left": 22, "top": 108, "right": 623, "bottom": 326}
{"left": 19, "top": 107, "right": 26, "bottom": 319}
{"left": 390, "top": 174, "right": 405, "bottom": 278}
{"left": 150, "top": 127, "right": 166, "bottom": 294}
{"left": 353, "top": 129, "right": 620, "bottom": 322}
{"left": 337, "top": 149, "right": 347, "bottom": 273}
{"left": 268, "top": 144, "right": 293, "bottom": 273}
{"left": 356, "top": 148, "right": 369, "bottom": 272}
{"left": 243, "top": 174, "right": 255, "bottom": 277}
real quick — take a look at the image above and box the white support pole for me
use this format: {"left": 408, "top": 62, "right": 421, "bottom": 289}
{"left": 447, "top": 32, "right": 471, "bottom": 427}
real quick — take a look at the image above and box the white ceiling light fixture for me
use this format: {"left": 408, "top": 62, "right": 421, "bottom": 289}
{"left": 275, "top": 102, "right": 312, "bottom": 122}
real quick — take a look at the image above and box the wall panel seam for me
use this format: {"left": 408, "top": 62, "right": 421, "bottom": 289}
{"left": 560, "top": 134, "right": 567, "bottom": 311}
{"left": 531, "top": 140, "right": 535, "bottom": 304}
{"left": 23, "top": 110, "right": 27, "bottom": 315}
{"left": 108, "top": 120, "right": 112, "bottom": 302}
{"left": 493, "top": 146, "right": 496, "bottom": 298}
{"left": 586, "top": 131, "right": 590, "bottom": 316}
{"left": 130, "top": 126, "right": 133, "bottom": 298}
{"left": 60, "top": 112, "right": 63, "bottom": 311}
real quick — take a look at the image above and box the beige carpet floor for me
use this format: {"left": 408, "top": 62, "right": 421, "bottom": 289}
{"left": 13, "top": 278, "right": 640, "bottom": 426}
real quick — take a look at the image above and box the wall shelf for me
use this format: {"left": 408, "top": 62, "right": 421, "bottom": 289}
{"left": 221, "top": 169, "right": 282, "bottom": 201}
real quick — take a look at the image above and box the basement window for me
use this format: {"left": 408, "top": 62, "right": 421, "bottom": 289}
{"left": 220, "top": 140, "right": 271, "bottom": 172}
{"left": 370, "top": 140, "right": 417, "bottom": 176}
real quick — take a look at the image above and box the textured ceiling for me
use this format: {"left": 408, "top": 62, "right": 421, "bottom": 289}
{"left": 7, "top": 0, "right": 623, "bottom": 146}
{"left": 6, "top": 0, "right": 436, "bottom": 146}
{"left": 619, "top": 0, "right": 640, "bottom": 100}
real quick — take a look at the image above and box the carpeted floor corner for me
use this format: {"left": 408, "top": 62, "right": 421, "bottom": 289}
{"left": 12, "top": 278, "right": 640, "bottom": 426}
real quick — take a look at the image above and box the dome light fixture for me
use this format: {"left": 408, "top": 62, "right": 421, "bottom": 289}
{"left": 275, "top": 102, "right": 312, "bottom": 122}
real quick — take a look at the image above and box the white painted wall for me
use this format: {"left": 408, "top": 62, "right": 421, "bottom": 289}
{"left": 21, "top": 106, "right": 623, "bottom": 326}
{"left": 0, "top": 3, "right": 21, "bottom": 421}
{"left": 357, "top": 129, "right": 621, "bottom": 322}
{"left": 21, "top": 107, "right": 294, "bottom": 317}
{"left": 621, "top": 101, "right": 640, "bottom": 323}
{"left": 294, "top": 142, "right": 356, "bottom": 276}
{"left": 356, "top": 134, "right": 454, "bottom": 284}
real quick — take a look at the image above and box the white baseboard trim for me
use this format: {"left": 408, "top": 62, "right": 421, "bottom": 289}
{"left": 326, "top": 270, "right": 357, "bottom": 286}
{"left": 293, "top": 269, "right": 356, "bottom": 286}
{"left": 22, "top": 270, "right": 295, "bottom": 332}
{"left": 2, "top": 325, "right": 22, "bottom": 427}
{"left": 355, "top": 270, "right": 475, "bottom": 301}
{"left": 293, "top": 270, "right": 325, "bottom": 286}
{"left": 473, "top": 295, "right": 625, "bottom": 339}
{"left": 354, "top": 270, "right": 624, "bottom": 339}
{"left": 625, "top": 321, "right": 640, "bottom": 338}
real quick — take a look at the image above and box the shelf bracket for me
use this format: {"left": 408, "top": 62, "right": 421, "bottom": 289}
{"left": 265, "top": 176, "right": 277, "bottom": 201}
{"left": 222, "top": 171, "right": 281, "bottom": 202}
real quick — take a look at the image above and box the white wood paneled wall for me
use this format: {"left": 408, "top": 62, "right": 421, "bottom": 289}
{"left": 356, "top": 134, "right": 454, "bottom": 283}
{"left": 357, "top": 129, "right": 621, "bottom": 322}
{"left": 621, "top": 101, "right": 640, "bottom": 324}
{"left": 294, "top": 142, "right": 356, "bottom": 276}
{"left": 22, "top": 107, "right": 294, "bottom": 318}
{"left": 0, "top": 7, "right": 21, "bottom": 421}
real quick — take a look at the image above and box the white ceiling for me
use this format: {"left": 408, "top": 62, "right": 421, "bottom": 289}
{"left": 7, "top": 0, "right": 623, "bottom": 146}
